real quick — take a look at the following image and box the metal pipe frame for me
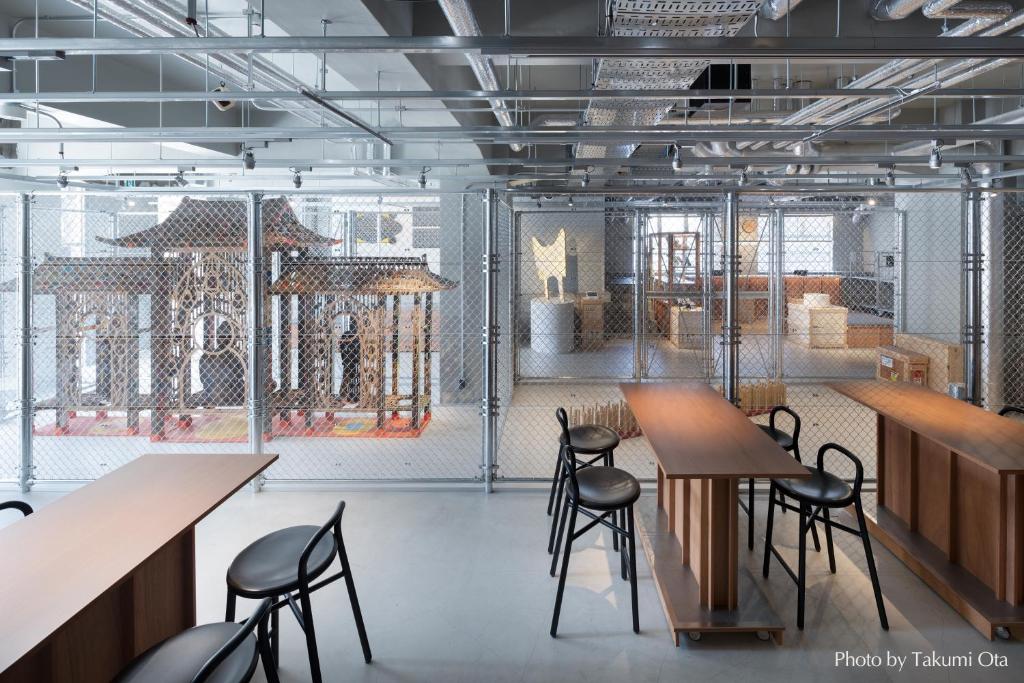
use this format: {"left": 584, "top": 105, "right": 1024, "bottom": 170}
{"left": 963, "top": 189, "right": 985, "bottom": 405}
{"left": 633, "top": 209, "right": 645, "bottom": 380}
{"left": 246, "top": 192, "right": 267, "bottom": 490}
{"left": 18, "top": 194, "right": 34, "bottom": 493}
{"left": 702, "top": 211, "right": 716, "bottom": 381}
{"left": 771, "top": 207, "right": 785, "bottom": 380}
{"left": 8, "top": 88, "right": 1024, "bottom": 103}
{"left": 722, "top": 193, "right": 741, "bottom": 405}
{"left": 5, "top": 35, "right": 1024, "bottom": 58}
{"left": 894, "top": 210, "right": 908, "bottom": 333}
{"left": 482, "top": 189, "right": 498, "bottom": 492}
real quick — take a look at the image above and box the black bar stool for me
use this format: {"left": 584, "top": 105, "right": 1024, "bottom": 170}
{"left": 547, "top": 407, "right": 620, "bottom": 554}
{"left": 115, "top": 598, "right": 278, "bottom": 683}
{"left": 999, "top": 405, "right": 1024, "bottom": 418}
{"left": 549, "top": 443, "right": 641, "bottom": 637}
{"left": 0, "top": 500, "right": 33, "bottom": 517}
{"left": 743, "top": 406, "right": 820, "bottom": 551}
{"left": 225, "top": 501, "right": 371, "bottom": 683}
{"left": 762, "top": 442, "right": 888, "bottom": 630}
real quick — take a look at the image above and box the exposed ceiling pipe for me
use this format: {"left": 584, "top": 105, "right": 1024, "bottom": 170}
{"left": 436, "top": 0, "right": 523, "bottom": 152}
{"left": 760, "top": 0, "right": 807, "bottom": 21}
{"left": 924, "top": 0, "right": 1012, "bottom": 19}
{"left": 871, "top": 0, "right": 931, "bottom": 20}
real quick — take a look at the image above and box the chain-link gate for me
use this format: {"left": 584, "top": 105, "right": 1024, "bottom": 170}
{"left": 0, "top": 196, "right": 19, "bottom": 484}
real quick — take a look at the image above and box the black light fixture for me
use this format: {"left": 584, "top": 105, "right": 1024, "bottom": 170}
{"left": 886, "top": 169, "right": 895, "bottom": 186}
{"left": 671, "top": 144, "right": 682, "bottom": 172}
{"left": 242, "top": 149, "right": 256, "bottom": 171}
{"left": 418, "top": 167, "right": 428, "bottom": 190}
{"left": 929, "top": 141, "right": 942, "bottom": 170}
{"left": 292, "top": 170, "right": 302, "bottom": 189}
{"left": 567, "top": 195, "right": 574, "bottom": 208}
{"left": 581, "top": 171, "right": 590, "bottom": 188}
{"left": 738, "top": 170, "right": 748, "bottom": 186}
{"left": 174, "top": 172, "right": 188, "bottom": 187}
{"left": 57, "top": 172, "right": 68, "bottom": 189}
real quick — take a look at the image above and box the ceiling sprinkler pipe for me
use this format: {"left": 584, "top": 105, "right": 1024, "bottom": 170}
{"left": 871, "top": 0, "right": 930, "bottom": 20}
{"left": 923, "top": 0, "right": 1012, "bottom": 20}
{"left": 760, "top": 0, "right": 807, "bottom": 21}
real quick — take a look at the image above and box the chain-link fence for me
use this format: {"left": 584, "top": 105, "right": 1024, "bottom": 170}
{"left": 0, "top": 187, "right": 1019, "bottom": 488}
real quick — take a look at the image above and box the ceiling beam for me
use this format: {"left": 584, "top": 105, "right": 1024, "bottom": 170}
{"left": 4, "top": 36, "right": 1024, "bottom": 59}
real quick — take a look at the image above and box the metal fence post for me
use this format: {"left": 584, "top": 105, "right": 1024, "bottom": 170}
{"left": 722, "top": 192, "right": 740, "bottom": 404}
{"left": 633, "top": 209, "right": 645, "bottom": 380}
{"left": 894, "top": 210, "right": 908, "bottom": 334}
{"left": 482, "top": 189, "right": 498, "bottom": 492}
{"left": 770, "top": 207, "right": 785, "bottom": 380}
{"left": 18, "top": 194, "right": 33, "bottom": 493}
{"left": 247, "top": 192, "right": 266, "bottom": 490}
{"left": 963, "top": 188, "right": 984, "bottom": 405}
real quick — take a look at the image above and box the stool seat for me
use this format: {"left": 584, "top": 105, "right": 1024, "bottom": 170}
{"left": 774, "top": 466, "right": 852, "bottom": 507}
{"left": 758, "top": 424, "right": 794, "bottom": 450}
{"left": 115, "top": 623, "right": 258, "bottom": 683}
{"left": 575, "top": 466, "right": 641, "bottom": 510}
{"left": 227, "top": 526, "right": 336, "bottom": 597}
{"left": 559, "top": 424, "right": 620, "bottom": 454}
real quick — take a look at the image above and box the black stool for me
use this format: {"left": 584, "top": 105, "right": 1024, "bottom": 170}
{"left": 225, "top": 501, "right": 371, "bottom": 683}
{"left": 762, "top": 443, "right": 888, "bottom": 630}
{"left": 0, "top": 500, "right": 33, "bottom": 517}
{"left": 548, "top": 407, "right": 620, "bottom": 554}
{"left": 550, "top": 444, "right": 641, "bottom": 637}
{"left": 999, "top": 405, "right": 1024, "bottom": 418}
{"left": 115, "top": 598, "right": 278, "bottom": 683}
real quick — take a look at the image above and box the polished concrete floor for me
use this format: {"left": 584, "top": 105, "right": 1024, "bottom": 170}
{"left": 4, "top": 487, "right": 1021, "bottom": 682}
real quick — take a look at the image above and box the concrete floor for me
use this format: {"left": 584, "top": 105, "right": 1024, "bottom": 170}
{"left": 3, "top": 487, "right": 1021, "bottom": 682}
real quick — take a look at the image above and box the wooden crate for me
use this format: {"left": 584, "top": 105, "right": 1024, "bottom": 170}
{"left": 877, "top": 345, "right": 929, "bottom": 386}
{"left": 893, "top": 333, "right": 964, "bottom": 393}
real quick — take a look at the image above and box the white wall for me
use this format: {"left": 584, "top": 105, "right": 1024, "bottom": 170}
{"left": 898, "top": 192, "right": 961, "bottom": 343}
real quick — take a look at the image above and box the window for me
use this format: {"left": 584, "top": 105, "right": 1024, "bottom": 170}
{"left": 759, "top": 214, "right": 834, "bottom": 273}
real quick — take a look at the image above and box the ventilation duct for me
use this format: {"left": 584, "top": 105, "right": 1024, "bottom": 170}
{"left": 760, "top": 0, "right": 807, "bottom": 21}
{"left": 436, "top": 0, "right": 523, "bottom": 152}
{"left": 923, "top": 0, "right": 1012, "bottom": 19}
{"left": 575, "top": 0, "right": 762, "bottom": 162}
{"left": 871, "top": 0, "right": 930, "bottom": 20}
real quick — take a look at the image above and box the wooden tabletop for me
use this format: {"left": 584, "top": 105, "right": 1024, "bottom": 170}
{"left": 0, "top": 453, "right": 277, "bottom": 674}
{"left": 620, "top": 382, "right": 810, "bottom": 479}
{"left": 829, "top": 380, "right": 1024, "bottom": 475}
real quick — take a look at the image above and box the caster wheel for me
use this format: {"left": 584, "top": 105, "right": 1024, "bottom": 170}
{"left": 756, "top": 631, "right": 771, "bottom": 642}
{"left": 687, "top": 632, "right": 702, "bottom": 642}
{"left": 995, "top": 626, "right": 1012, "bottom": 640}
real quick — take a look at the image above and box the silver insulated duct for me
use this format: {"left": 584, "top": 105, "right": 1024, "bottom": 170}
{"left": 576, "top": 1, "right": 762, "bottom": 161}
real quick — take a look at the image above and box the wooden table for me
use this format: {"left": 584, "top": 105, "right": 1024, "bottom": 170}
{"left": 0, "top": 453, "right": 277, "bottom": 682}
{"left": 620, "top": 382, "right": 809, "bottom": 644}
{"left": 830, "top": 380, "right": 1024, "bottom": 639}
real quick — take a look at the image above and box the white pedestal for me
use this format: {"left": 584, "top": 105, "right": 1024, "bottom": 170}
{"left": 531, "top": 297, "right": 575, "bottom": 354}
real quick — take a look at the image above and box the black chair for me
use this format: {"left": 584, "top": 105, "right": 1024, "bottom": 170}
{"left": 763, "top": 443, "right": 888, "bottom": 630}
{"left": 999, "top": 405, "right": 1024, "bottom": 418}
{"left": 0, "top": 500, "right": 33, "bottom": 517}
{"left": 115, "top": 598, "right": 278, "bottom": 683}
{"left": 550, "top": 443, "right": 641, "bottom": 637}
{"left": 225, "top": 501, "right": 371, "bottom": 683}
{"left": 743, "top": 406, "right": 819, "bottom": 551}
{"left": 548, "top": 407, "right": 621, "bottom": 554}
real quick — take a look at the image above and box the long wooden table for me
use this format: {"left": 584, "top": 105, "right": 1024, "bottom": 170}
{"left": 620, "top": 382, "right": 809, "bottom": 644}
{"left": 830, "top": 380, "right": 1024, "bottom": 639}
{"left": 0, "top": 453, "right": 277, "bottom": 682}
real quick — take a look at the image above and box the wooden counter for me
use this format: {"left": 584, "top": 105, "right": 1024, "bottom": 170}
{"left": 0, "top": 453, "right": 277, "bottom": 682}
{"left": 621, "top": 382, "right": 809, "bottom": 644}
{"left": 830, "top": 380, "right": 1024, "bottom": 638}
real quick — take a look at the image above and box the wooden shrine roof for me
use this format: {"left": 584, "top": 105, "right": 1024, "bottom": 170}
{"left": 272, "top": 258, "right": 457, "bottom": 295}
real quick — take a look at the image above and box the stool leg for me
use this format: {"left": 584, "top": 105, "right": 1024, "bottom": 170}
{"left": 225, "top": 588, "right": 237, "bottom": 622}
{"left": 258, "top": 613, "right": 281, "bottom": 683}
{"left": 338, "top": 537, "right": 373, "bottom": 663}
{"left": 747, "top": 477, "right": 755, "bottom": 550}
{"left": 619, "top": 510, "right": 628, "bottom": 581}
{"left": 762, "top": 482, "right": 776, "bottom": 578}
{"left": 299, "top": 589, "right": 323, "bottom": 683}
{"left": 550, "top": 496, "right": 570, "bottom": 576}
{"left": 855, "top": 496, "right": 889, "bottom": 630}
{"left": 809, "top": 511, "right": 822, "bottom": 553}
{"left": 271, "top": 598, "right": 280, "bottom": 667}
{"left": 822, "top": 507, "right": 836, "bottom": 573}
{"left": 627, "top": 504, "right": 639, "bottom": 634}
{"left": 548, "top": 463, "right": 567, "bottom": 554}
{"left": 550, "top": 504, "right": 578, "bottom": 637}
{"left": 546, "top": 446, "right": 564, "bottom": 516}
{"left": 797, "top": 504, "right": 808, "bottom": 630}
{"left": 606, "top": 450, "right": 620, "bottom": 553}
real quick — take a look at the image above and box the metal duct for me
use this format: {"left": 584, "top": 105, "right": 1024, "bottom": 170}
{"left": 923, "top": 0, "right": 1012, "bottom": 19}
{"left": 436, "top": 0, "right": 523, "bottom": 152}
{"left": 871, "top": 0, "right": 930, "bottom": 20}
{"left": 760, "top": 0, "right": 807, "bottom": 21}
{"left": 575, "top": 0, "right": 762, "bottom": 161}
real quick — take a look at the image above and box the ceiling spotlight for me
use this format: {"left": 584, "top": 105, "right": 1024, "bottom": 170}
{"left": 886, "top": 169, "right": 895, "bottom": 187}
{"left": 738, "top": 170, "right": 748, "bottom": 186}
{"left": 568, "top": 196, "right": 574, "bottom": 208}
{"left": 581, "top": 171, "right": 590, "bottom": 188}
{"left": 671, "top": 144, "right": 682, "bottom": 172}
{"left": 57, "top": 173, "right": 68, "bottom": 189}
{"left": 866, "top": 196, "right": 879, "bottom": 207}
{"left": 928, "top": 141, "right": 942, "bottom": 170}
{"left": 292, "top": 171, "right": 302, "bottom": 189}
{"left": 418, "top": 168, "right": 427, "bottom": 190}
{"left": 242, "top": 149, "right": 256, "bottom": 171}
{"left": 173, "top": 172, "right": 187, "bottom": 187}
